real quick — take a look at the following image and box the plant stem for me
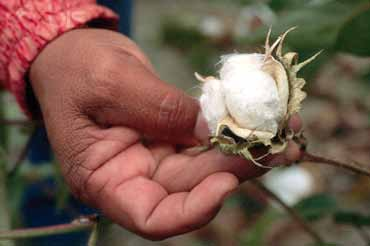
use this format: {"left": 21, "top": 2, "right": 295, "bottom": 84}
{"left": 87, "top": 223, "right": 98, "bottom": 246}
{"left": 8, "top": 127, "right": 37, "bottom": 177}
{"left": 0, "top": 216, "right": 97, "bottom": 241}
{"left": 356, "top": 226, "right": 370, "bottom": 245}
{"left": 303, "top": 152, "right": 370, "bottom": 177}
{"left": 251, "top": 180, "right": 326, "bottom": 245}
{"left": 0, "top": 93, "right": 14, "bottom": 246}
{"left": 0, "top": 119, "right": 38, "bottom": 127}
{"left": 0, "top": 167, "right": 11, "bottom": 231}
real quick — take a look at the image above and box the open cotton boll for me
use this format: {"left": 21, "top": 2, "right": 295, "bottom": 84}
{"left": 199, "top": 77, "right": 228, "bottom": 135}
{"left": 220, "top": 54, "right": 284, "bottom": 135}
{"left": 196, "top": 28, "right": 320, "bottom": 166}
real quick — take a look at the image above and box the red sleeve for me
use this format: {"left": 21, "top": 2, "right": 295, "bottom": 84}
{"left": 0, "top": 0, "right": 118, "bottom": 117}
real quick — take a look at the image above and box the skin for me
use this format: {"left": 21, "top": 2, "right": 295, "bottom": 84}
{"left": 29, "top": 28, "right": 302, "bottom": 240}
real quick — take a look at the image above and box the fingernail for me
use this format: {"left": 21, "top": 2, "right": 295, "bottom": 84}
{"left": 194, "top": 112, "right": 210, "bottom": 144}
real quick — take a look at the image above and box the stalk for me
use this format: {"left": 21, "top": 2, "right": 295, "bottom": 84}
{"left": 87, "top": 223, "right": 98, "bottom": 246}
{"left": 251, "top": 179, "right": 326, "bottom": 245}
{"left": 302, "top": 152, "right": 370, "bottom": 177}
{"left": 0, "top": 217, "right": 96, "bottom": 240}
{"left": 0, "top": 92, "right": 13, "bottom": 246}
{"left": 0, "top": 167, "right": 11, "bottom": 231}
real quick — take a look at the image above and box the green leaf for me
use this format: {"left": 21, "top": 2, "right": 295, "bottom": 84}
{"left": 187, "top": 44, "right": 219, "bottom": 75}
{"left": 240, "top": 209, "right": 280, "bottom": 246}
{"left": 269, "top": 0, "right": 368, "bottom": 12}
{"left": 268, "top": 0, "right": 311, "bottom": 11}
{"left": 236, "top": 0, "right": 261, "bottom": 5}
{"left": 336, "top": 4, "right": 370, "bottom": 56}
{"left": 307, "top": 242, "right": 339, "bottom": 246}
{"left": 335, "top": 0, "right": 370, "bottom": 5}
{"left": 6, "top": 172, "right": 26, "bottom": 225}
{"left": 229, "top": 193, "right": 266, "bottom": 218}
{"left": 238, "top": 2, "right": 353, "bottom": 80}
{"left": 243, "top": 3, "right": 352, "bottom": 53}
{"left": 54, "top": 162, "right": 70, "bottom": 210}
{"left": 334, "top": 210, "right": 370, "bottom": 227}
{"left": 293, "top": 194, "right": 337, "bottom": 222}
{"left": 160, "top": 18, "right": 208, "bottom": 51}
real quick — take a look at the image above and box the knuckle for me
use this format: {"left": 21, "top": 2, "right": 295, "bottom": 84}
{"left": 88, "top": 51, "right": 119, "bottom": 85}
{"left": 157, "top": 91, "right": 194, "bottom": 137}
{"left": 159, "top": 92, "right": 183, "bottom": 129}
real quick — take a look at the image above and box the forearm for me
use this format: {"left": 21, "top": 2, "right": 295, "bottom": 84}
{"left": 0, "top": 0, "right": 118, "bottom": 117}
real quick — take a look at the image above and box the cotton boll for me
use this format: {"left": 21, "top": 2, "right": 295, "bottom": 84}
{"left": 220, "top": 54, "right": 284, "bottom": 135}
{"left": 263, "top": 166, "right": 315, "bottom": 205}
{"left": 196, "top": 28, "right": 318, "bottom": 165}
{"left": 199, "top": 78, "right": 228, "bottom": 135}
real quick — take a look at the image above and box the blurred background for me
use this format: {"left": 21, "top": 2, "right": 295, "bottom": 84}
{"left": 1, "top": 0, "right": 370, "bottom": 245}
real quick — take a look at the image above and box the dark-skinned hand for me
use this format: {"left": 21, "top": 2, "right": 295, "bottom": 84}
{"left": 29, "top": 29, "right": 302, "bottom": 240}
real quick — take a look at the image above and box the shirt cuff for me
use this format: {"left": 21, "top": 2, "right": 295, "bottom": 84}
{"left": 0, "top": 2, "right": 119, "bottom": 118}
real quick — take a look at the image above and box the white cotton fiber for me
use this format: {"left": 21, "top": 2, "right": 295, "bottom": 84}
{"left": 264, "top": 166, "right": 315, "bottom": 205}
{"left": 199, "top": 78, "right": 228, "bottom": 135}
{"left": 219, "top": 54, "right": 284, "bottom": 135}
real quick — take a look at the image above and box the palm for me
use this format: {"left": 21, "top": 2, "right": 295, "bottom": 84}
{"left": 79, "top": 126, "right": 265, "bottom": 239}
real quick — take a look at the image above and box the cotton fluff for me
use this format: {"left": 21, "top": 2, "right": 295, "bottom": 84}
{"left": 199, "top": 77, "right": 228, "bottom": 135}
{"left": 264, "top": 166, "right": 315, "bottom": 205}
{"left": 219, "top": 54, "right": 284, "bottom": 135}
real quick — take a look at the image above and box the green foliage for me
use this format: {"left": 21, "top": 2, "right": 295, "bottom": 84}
{"left": 294, "top": 194, "right": 337, "bottom": 222}
{"left": 230, "top": 193, "right": 266, "bottom": 218}
{"left": 361, "top": 69, "right": 370, "bottom": 83}
{"left": 242, "top": 2, "right": 352, "bottom": 55}
{"left": 240, "top": 209, "right": 280, "bottom": 246}
{"left": 308, "top": 242, "right": 339, "bottom": 246}
{"left": 160, "top": 17, "right": 223, "bottom": 75}
{"left": 54, "top": 162, "right": 70, "bottom": 210}
{"left": 161, "top": 19, "right": 208, "bottom": 51}
{"left": 187, "top": 45, "right": 219, "bottom": 75}
{"left": 334, "top": 211, "right": 370, "bottom": 227}
{"left": 6, "top": 172, "right": 26, "bottom": 226}
{"left": 236, "top": 2, "right": 355, "bottom": 80}
{"left": 161, "top": 1, "right": 370, "bottom": 79}
{"left": 264, "top": 0, "right": 370, "bottom": 58}
{"left": 335, "top": 0, "right": 370, "bottom": 5}
{"left": 335, "top": 4, "right": 370, "bottom": 57}
{"left": 236, "top": 0, "right": 264, "bottom": 5}
{"left": 268, "top": 0, "right": 311, "bottom": 12}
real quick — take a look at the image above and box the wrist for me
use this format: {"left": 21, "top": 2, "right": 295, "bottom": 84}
{"left": 29, "top": 29, "right": 88, "bottom": 113}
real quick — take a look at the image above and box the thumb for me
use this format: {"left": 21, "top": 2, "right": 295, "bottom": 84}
{"left": 89, "top": 54, "right": 208, "bottom": 145}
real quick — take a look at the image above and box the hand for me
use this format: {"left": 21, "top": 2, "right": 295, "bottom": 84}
{"left": 29, "top": 29, "right": 302, "bottom": 240}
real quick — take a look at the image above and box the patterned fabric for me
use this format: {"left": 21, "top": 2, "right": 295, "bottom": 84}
{"left": 0, "top": 0, "right": 118, "bottom": 117}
